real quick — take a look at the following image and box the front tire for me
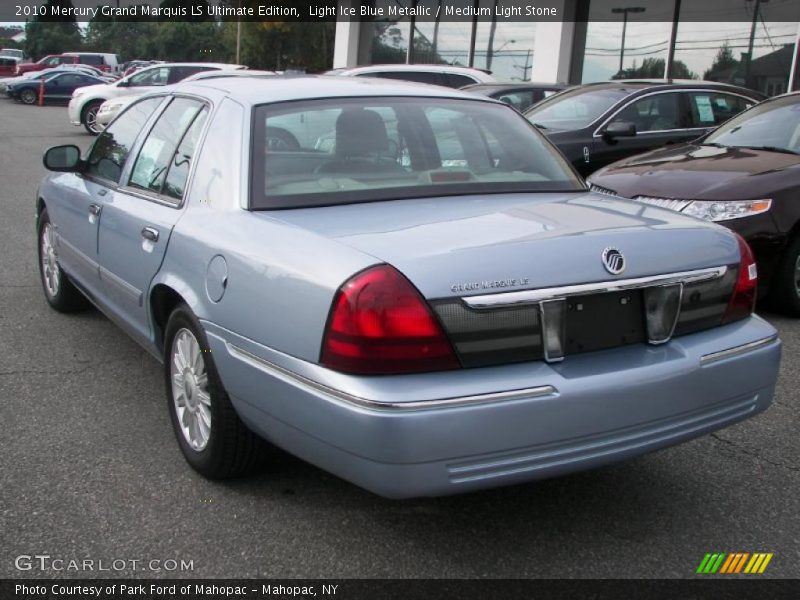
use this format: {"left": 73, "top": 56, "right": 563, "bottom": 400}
{"left": 20, "top": 88, "right": 37, "bottom": 105}
{"left": 82, "top": 101, "right": 103, "bottom": 135}
{"left": 164, "top": 304, "right": 265, "bottom": 478}
{"left": 770, "top": 234, "right": 800, "bottom": 316}
{"left": 37, "top": 209, "right": 89, "bottom": 313}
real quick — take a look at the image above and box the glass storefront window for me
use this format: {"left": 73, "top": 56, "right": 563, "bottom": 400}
{"left": 580, "top": 0, "right": 676, "bottom": 83}
{"left": 472, "top": 1, "right": 537, "bottom": 80}
{"left": 410, "top": 0, "right": 472, "bottom": 66}
{"left": 671, "top": 0, "right": 798, "bottom": 96}
{"left": 360, "top": 0, "right": 537, "bottom": 81}
{"left": 362, "top": 0, "right": 412, "bottom": 65}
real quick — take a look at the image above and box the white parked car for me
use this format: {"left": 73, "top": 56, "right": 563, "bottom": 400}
{"left": 68, "top": 62, "right": 245, "bottom": 134}
{"left": 95, "top": 69, "right": 276, "bottom": 129}
{"left": 325, "top": 64, "right": 496, "bottom": 88}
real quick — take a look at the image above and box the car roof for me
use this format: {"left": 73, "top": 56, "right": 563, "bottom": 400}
{"left": 327, "top": 64, "right": 495, "bottom": 80}
{"left": 137, "top": 62, "right": 245, "bottom": 70}
{"left": 172, "top": 74, "right": 501, "bottom": 106}
{"left": 576, "top": 79, "right": 765, "bottom": 97}
{"left": 462, "top": 82, "right": 567, "bottom": 91}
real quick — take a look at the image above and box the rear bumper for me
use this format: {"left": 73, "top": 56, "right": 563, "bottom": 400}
{"left": 204, "top": 316, "right": 780, "bottom": 499}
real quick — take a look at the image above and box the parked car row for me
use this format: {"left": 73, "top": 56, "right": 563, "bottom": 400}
{"left": 15, "top": 52, "right": 120, "bottom": 76}
{"left": 67, "top": 62, "right": 246, "bottom": 133}
{"left": 35, "top": 75, "right": 781, "bottom": 498}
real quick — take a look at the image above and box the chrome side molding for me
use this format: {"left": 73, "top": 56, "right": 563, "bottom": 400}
{"left": 226, "top": 343, "right": 558, "bottom": 411}
{"left": 699, "top": 335, "right": 779, "bottom": 366}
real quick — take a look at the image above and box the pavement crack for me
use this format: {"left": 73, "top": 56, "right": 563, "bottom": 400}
{"left": 710, "top": 432, "right": 799, "bottom": 473}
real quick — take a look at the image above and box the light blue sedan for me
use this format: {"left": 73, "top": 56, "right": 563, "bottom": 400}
{"left": 36, "top": 76, "right": 781, "bottom": 498}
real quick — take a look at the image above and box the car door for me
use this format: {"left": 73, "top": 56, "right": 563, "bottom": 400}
{"left": 97, "top": 96, "right": 209, "bottom": 344}
{"left": 593, "top": 91, "right": 692, "bottom": 170}
{"left": 45, "top": 73, "right": 85, "bottom": 100}
{"left": 48, "top": 96, "right": 164, "bottom": 295}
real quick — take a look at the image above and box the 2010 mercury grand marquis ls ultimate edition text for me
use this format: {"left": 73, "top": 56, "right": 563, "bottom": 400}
{"left": 35, "top": 76, "right": 781, "bottom": 498}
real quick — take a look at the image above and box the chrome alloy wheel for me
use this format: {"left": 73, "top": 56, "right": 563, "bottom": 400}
{"left": 170, "top": 328, "right": 212, "bottom": 451}
{"left": 40, "top": 222, "right": 60, "bottom": 297}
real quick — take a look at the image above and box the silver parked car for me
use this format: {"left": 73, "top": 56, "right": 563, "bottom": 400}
{"left": 37, "top": 77, "right": 781, "bottom": 498}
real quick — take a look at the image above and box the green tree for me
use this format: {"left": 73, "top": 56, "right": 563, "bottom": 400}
{"left": 613, "top": 57, "right": 697, "bottom": 80}
{"left": 24, "top": 0, "right": 83, "bottom": 60}
{"left": 703, "top": 42, "right": 739, "bottom": 79}
{"left": 224, "top": 18, "right": 334, "bottom": 72}
{"left": 140, "top": 21, "right": 226, "bottom": 62}
{"left": 84, "top": 12, "right": 156, "bottom": 61}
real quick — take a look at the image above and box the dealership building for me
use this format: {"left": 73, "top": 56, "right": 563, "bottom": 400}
{"left": 332, "top": 0, "right": 800, "bottom": 95}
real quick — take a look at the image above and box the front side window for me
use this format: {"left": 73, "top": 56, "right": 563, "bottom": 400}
{"left": 128, "top": 67, "right": 168, "bottom": 87}
{"left": 128, "top": 97, "right": 206, "bottom": 198}
{"left": 525, "top": 87, "right": 631, "bottom": 131}
{"left": 251, "top": 97, "right": 584, "bottom": 209}
{"left": 495, "top": 90, "right": 536, "bottom": 112}
{"left": 705, "top": 95, "right": 800, "bottom": 154}
{"left": 609, "top": 92, "right": 687, "bottom": 133}
{"left": 84, "top": 97, "right": 163, "bottom": 183}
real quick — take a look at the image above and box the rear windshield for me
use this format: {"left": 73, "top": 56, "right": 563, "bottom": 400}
{"left": 525, "top": 87, "right": 632, "bottom": 131}
{"left": 251, "top": 97, "right": 583, "bottom": 209}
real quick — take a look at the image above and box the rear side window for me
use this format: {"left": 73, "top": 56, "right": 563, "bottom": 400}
{"left": 84, "top": 97, "right": 163, "bottom": 183}
{"left": 128, "top": 97, "right": 206, "bottom": 200}
{"left": 689, "top": 92, "right": 752, "bottom": 127}
{"left": 363, "top": 71, "right": 443, "bottom": 86}
{"left": 78, "top": 55, "right": 104, "bottom": 66}
{"left": 494, "top": 90, "right": 536, "bottom": 112}
{"left": 444, "top": 73, "right": 478, "bottom": 88}
{"left": 168, "top": 66, "right": 214, "bottom": 84}
{"left": 163, "top": 107, "right": 209, "bottom": 201}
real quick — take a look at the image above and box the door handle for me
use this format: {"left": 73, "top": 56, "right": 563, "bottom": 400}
{"left": 141, "top": 227, "right": 159, "bottom": 242}
{"left": 88, "top": 203, "right": 102, "bottom": 216}
{"left": 97, "top": 188, "right": 108, "bottom": 197}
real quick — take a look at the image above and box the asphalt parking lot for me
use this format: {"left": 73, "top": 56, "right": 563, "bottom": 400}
{"left": 1, "top": 100, "right": 798, "bottom": 580}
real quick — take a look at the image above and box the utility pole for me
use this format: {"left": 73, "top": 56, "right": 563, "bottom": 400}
{"left": 744, "top": 0, "right": 768, "bottom": 85}
{"left": 236, "top": 0, "right": 241, "bottom": 65}
{"left": 611, "top": 6, "right": 645, "bottom": 76}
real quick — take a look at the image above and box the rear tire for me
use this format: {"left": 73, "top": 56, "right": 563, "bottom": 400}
{"left": 20, "top": 88, "right": 37, "bottom": 105}
{"left": 164, "top": 304, "right": 265, "bottom": 479}
{"left": 769, "top": 235, "right": 800, "bottom": 316}
{"left": 82, "top": 101, "right": 103, "bottom": 135}
{"left": 37, "top": 209, "right": 90, "bottom": 313}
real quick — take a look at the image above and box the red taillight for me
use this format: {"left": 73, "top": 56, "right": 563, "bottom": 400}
{"left": 320, "top": 265, "right": 460, "bottom": 374}
{"left": 723, "top": 233, "right": 758, "bottom": 324}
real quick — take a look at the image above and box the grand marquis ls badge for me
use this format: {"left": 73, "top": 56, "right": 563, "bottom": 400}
{"left": 602, "top": 247, "right": 625, "bottom": 275}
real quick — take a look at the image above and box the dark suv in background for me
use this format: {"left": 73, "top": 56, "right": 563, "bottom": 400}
{"left": 524, "top": 80, "right": 765, "bottom": 176}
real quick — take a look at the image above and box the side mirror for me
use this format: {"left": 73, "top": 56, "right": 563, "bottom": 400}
{"left": 43, "top": 145, "right": 82, "bottom": 172}
{"left": 604, "top": 121, "right": 637, "bottom": 139}
{"left": 116, "top": 79, "right": 129, "bottom": 87}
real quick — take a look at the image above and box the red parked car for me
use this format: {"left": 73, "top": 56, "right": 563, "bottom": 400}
{"left": 16, "top": 54, "right": 77, "bottom": 76}
{"left": 16, "top": 53, "right": 118, "bottom": 76}
{"left": 0, "top": 57, "right": 20, "bottom": 77}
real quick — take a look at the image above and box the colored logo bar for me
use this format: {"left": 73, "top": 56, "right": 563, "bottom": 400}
{"left": 696, "top": 553, "right": 773, "bottom": 574}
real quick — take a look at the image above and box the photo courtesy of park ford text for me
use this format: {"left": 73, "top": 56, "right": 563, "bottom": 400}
{"left": 1, "top": 1, "right": 799, "bottom": 599}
